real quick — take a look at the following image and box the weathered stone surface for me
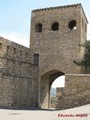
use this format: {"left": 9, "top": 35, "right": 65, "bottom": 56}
{"left": 56, "top": 75, "right": 90, "bottom": 110}
{"left": 30, "top": 3, "right": 89, "bottom": 108}
{"left": 0, "top": 37, "right": 38, "bottom": 107}
{"left": 0, "top": 4, "right": 90, "bottom": 109}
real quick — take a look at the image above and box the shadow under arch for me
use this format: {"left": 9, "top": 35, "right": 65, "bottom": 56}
{"left": 39, "top": 70, "right": 65, "bottom": 108}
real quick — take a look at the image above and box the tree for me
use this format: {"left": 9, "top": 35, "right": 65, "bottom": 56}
{"left": 73, "top": 41, "right": 90, "bottom": 68}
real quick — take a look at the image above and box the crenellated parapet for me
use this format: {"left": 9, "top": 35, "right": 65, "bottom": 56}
{"left": 32, "top": 3, "right": 88, "bottom": 23}
{"left": 32, "top": 4, "right": 81, "bottom": 12}
{"left": 0, "top": 37, "right": 38, "bottom": 107}
{"left": 0, "top": 37, "right": 33, "bottom": 63}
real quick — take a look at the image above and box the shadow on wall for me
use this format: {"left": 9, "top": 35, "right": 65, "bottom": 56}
{"left": 40, "top": 70, "right": 65, "bottom": 108}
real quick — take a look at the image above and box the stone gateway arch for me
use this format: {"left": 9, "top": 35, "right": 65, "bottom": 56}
{"left": 0, "top": 4, "right": 90, "bottom": 109}
{"left": 30, "top": 3, "right": 90, "bottom": 109}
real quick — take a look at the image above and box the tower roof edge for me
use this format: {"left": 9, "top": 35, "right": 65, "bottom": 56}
{"left": 32, "top": 3, "right": 81, "bottom": 12}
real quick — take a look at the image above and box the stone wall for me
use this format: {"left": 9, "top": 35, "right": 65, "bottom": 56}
{"left": 56, "top": 74, "right": 90, "bottom": 110}
{"left": 30, "top": 4, "right": 87, "bottom": 75}
{"left": 0, "top": 4, "right": 89, "bottom": 110}
{"left": 30, "top": 4, "right": 89, "bottom": 109}
{"left": 0, "top": 37, "right": 38, "bottom": 107}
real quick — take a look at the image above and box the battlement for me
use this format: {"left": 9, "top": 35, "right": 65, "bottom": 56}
{"left": 0, "top": 37, "right": 33, "bottom": 63}
{"left": 0, "top": 36, "right": 28, "bottom": 49}
{"left": 0, "top": 37, "right": 38, "bottom": 107}
{"left": 32, "top": 3, "right": 88, "bottom": 24}
{"left": 32, "top": 3, "right": 81, "bottom": 12}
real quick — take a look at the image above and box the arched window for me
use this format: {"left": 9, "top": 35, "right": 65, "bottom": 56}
{"left": 51, "top": 22, "right": 59, "bottom": 31}
{"left": 35, "top": 23, "right": 42, "bottom": 32}
{"left": 68, "top": 20, "right": 77, "bottom": 30}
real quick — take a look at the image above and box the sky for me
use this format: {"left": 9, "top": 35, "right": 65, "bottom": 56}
{"left": 52, "top": 76, "right": 65, "bottom": 88}
{"left": 0, "top": 0, "right": 90, "bottom": 47}
{"left": 0, "top": 0, "right": 90, "bottom": 88}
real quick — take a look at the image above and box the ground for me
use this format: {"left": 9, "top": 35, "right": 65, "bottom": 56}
{"left": 0, "top": 104, "right": 90, "bottom": 120}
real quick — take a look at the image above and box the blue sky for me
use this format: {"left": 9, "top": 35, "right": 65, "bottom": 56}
{"left": 0, "top": 0, "right": 90, "bottom": 47}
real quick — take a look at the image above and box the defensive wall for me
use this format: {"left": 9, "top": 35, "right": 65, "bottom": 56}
{"left": 0, "top": 37, "right": 38, "bottom": 107}
{"left": 0, "top": 3, "right": 90, "bottom": 110}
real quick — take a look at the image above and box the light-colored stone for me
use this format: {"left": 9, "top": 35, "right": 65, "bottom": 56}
{"left": 0, "top": 4, "right": 90, "bottom": 110}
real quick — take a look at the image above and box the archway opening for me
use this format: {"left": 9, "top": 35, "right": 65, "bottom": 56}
{"left": 49, "top": 75, "right": 65, "bottom": 108}
{"left": 40, "top": 70, "right": 65, "bottom": 109}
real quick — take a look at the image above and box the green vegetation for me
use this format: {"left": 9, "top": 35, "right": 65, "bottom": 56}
{"left": 73, "top": 41, "right": 90, "bottom": 68}
{"left": 50, "top": 96, "right": 57, "bottom": 104}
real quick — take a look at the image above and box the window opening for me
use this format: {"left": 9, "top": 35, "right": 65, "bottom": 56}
{"left": 68, "top": 20, "right": 77, "bottom": 30}
{"left": 51, "top": 22, "right": 59, "bottom": 31}
{"left": 34, "top": 54, "right": 39, "bottom": 65}
{"left": 7, "top": 45, "right": 9, "bottom": 52}
{"left": 0, "top": 43, "right": 2, "bottom": 50}
{"left": 14, "top": 48, "right": 16, "bottom": 54}
{"left": 85, "top": 24, "right": 87, "bottom": 32}
{"left": 35, "top": 23, "right": 42, "bottom": 32}
{"left": 82, "top": 19, "right": 84, "bottom": 28}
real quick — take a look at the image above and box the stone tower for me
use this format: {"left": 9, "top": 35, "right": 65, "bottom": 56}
{"left": 0, "top": 3, "right": 89, "bottom": 109}
{"left": 30, "top": 4, "right": 88, "bottom": 74}
{"left": 30, "top": 4, "right": 89, "bottom": 108}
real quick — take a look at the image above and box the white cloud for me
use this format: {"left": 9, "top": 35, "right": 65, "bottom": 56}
{"left": 0, "top": 33, "right": 29, "bottom": 48}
